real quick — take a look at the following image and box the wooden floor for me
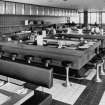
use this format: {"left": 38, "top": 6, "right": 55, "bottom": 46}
{"left": 52, "top": 73, "right": 105, "bottom": 105}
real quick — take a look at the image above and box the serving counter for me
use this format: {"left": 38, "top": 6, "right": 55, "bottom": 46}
{"left": 0, "top": 40, "right": 101, "bottom": 70}
{"left": 55, "top": 33, "right": 105, "bottom": 48}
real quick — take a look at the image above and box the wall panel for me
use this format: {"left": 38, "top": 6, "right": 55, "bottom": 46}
{"left": 0, "top": 15, "right": 66, "bottom": 34}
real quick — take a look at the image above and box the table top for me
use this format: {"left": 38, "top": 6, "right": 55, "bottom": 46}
{"left": 0, "top": 40, "right": 101, "bottom": 69}
{"left": 55, "top": 33, "right": 105, "bottom": 40}
{"left": 0, "top": 40, "right": 101, "bottom": 57}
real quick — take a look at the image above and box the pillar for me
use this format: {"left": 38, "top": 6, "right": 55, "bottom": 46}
{"left": 84, "top": 10, "right": 88, "bottom": 27}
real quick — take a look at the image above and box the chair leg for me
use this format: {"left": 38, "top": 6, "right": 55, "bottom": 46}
{"left": 27, "top": 57, "right": 32, "bottom": 64}
{"left": 45, "top": 59, "right": 51, "bottom": 67}
{"left": 0, "top": 52, "right": 3, "bottom": 58}
{"left": 45, "top": 61, "right": 49, "bottom": 67}
{"left": 12, "top": 54, "right": 17, "bottom": 61}
{"left": 100, "top": 62, "right": 105, "bottom": 75}
{"left": 96, "top": 64, "right": 102, "bottom": 82}
{"left": 63, "top": 66, "right": 72, "bottom": 87}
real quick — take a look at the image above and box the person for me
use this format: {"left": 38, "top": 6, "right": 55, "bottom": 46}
{"left": 42, "top": 27, "right": 47, "bottom": 37}
{"left": 100, "top": 27, "right": 104, "bottom": 35}
{"left": 29, "top": 26, "right": 34, "bottom": 33}
{"left": 52, "top": 27, "right": 56, "bottom": 35}
{"left": 65, "top": 26, "right": 71, "bottom": 34}
{"left": 50, "top": 26, "right": 56, "bottom": 35}
{"left": 91, "top": 26, "right": 95, "bottom": 34}
{"left": 30, "top": 33, "right": 36, "bottom": 41}
{"left": 94, "top": 26, "right": 100, "bottom": 34}
{"left": 36, "top": 31, "right": 43, "bottom": 46}
{"left": 94, "top": 22, "right": 98, "bottom": 27}
{"left": 78, "top": 26, "right": 83, "bottom": 35}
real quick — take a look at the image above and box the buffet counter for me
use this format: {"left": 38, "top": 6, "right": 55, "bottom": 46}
{"left": 55, "top": 33, "right": 105, "bottom": 48}
{"left": 0, "top": 40, "right": 101, "bottom": 70}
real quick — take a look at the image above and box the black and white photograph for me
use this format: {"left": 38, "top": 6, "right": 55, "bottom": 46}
{"left": 0, "top": 0, "right": 105, "bottom": 105}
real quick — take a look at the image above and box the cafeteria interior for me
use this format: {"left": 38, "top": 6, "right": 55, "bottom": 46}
{"left": 0, "top": 0, "right": 105, "bottom": 105}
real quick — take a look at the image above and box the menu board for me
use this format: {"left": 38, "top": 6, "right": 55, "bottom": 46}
{"left": 31, "top": 5, "right": 38, "bottom": 15}
{"left": 0, "top": 1, "right": 5, "bottom": 14}
{"left": 5, "top": 2, "right": 15, "bottom": 14}
{"left": 16, "top": 3, "right": 24, "bottom": 15}
{"left": 24, "top": 4, "right": 30, "bottom": 15}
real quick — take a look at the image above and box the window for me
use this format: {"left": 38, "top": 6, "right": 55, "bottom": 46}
{"left": 102, "top": 12, "right": 105, "bottom": 24}
{"left": 5, "top": 2, "right": 15, "bottom": 14}
{"left": 0, "top": 1, "right": 5, "bottom": 14}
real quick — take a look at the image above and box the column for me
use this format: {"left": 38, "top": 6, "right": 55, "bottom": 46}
{"left": 84, "top": 10, "right": 88, "bottom": 27}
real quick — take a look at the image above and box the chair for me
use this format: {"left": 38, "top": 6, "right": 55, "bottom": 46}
{"left": 90, "top": 54, "right": 103, "bottom": 82}
{"left": 11, "top": 53, "right": 17, "bottom": 61}
{"left": 42, "top": 58, "right": 52, "bottom": 67}
{"left": 24, "top": 55, "right": 34, "bottom": 64}
{"left": 97, "top": 52, "right": 105, "bottom": 75}
{"left": 62, "top": 61, "right": 73, "bottom": 87}
{"left": 0, "top": 51, "right": 4, "bottom": 58}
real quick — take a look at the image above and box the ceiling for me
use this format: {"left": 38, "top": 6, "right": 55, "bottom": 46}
{"left": 4, "top": 0, "right": 105, "bottom": 10}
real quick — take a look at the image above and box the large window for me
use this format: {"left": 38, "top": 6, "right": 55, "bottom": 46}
{"left": 31, "top": 5, "right": 38, "bottom": 15}
{"left": 102, "top": 12, "right": 105, "bottom": 24}
{"left": 90, "top": 13, "right": 97, "bottom": 24}
{"left": 80, "top": 12, "right": 102, "bottom": 25}
{"left": 16, "top": 3, "right": 24, "bottom": 15}
{"left": 24, "top": 4, "right": 30, "bottom": 15}
{"left": 79, "top": 13, "right": 84, "bottom": 24}
{"left": 0, "top": 1, "right": 5, "bottom": 14}
{"left": 5, "top": 2, "right": 15, "bottom": 14}
{"left": 88, "top": 12, "right": 91, "bottom": 24}
{"left": 70, "top": 15, "right": 79, "bottom": 24}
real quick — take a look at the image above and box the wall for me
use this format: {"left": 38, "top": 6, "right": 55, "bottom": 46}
{"left": 35, "top": 16, "right": 66, "bottom": 24}
{"left": 0, "top": 15, "right": 66, "bottom": 34}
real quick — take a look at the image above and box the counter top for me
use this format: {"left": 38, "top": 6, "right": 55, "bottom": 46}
{"left": 0, "top": 40, "right": 101, "bottom": 69}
